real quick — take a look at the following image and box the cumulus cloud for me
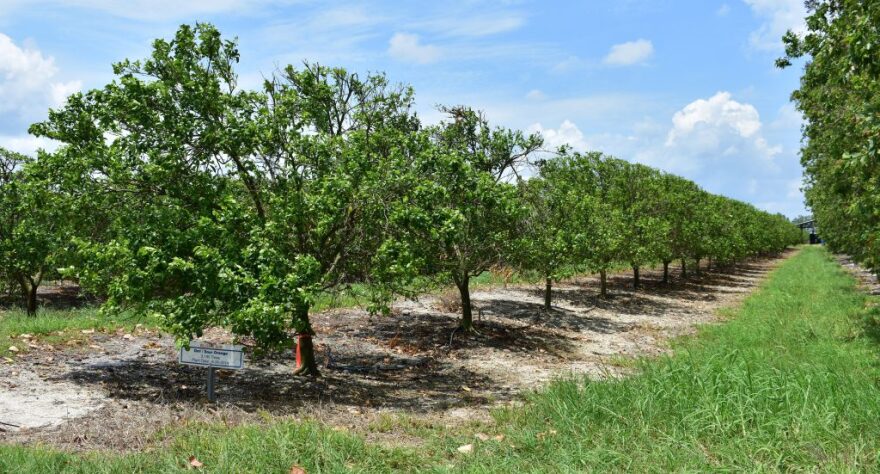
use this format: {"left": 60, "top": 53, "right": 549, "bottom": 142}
{"left": 528, "top": 120, "right": 589, "bottom": 152}
{"left": 743, "top": 0, "right": 807, "bottom": 51}
{"left": 667, "top": 91, "right": 761, "bottom": 142}
{"left": 603, "top": 39, "right": 654, "bottom": 66}
{"left": 388, "top": 32, "right": 442, "bottom": 64}
{"left": 0, "top": 33, "right": 81, "bottom": 132}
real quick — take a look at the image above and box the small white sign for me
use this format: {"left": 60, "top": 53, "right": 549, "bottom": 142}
{"left": 179, "top": 341, "right": 244, "bottom": 370}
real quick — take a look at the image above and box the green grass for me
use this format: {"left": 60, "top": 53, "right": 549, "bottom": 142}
{"left": 0, "top": 308, "right": 157, "bottom": 355}
{"left": 454, "top": 246, "right": 880, "bottom": 471}
{"left": 3, "top": 246, "right": 879, "bottom": 472}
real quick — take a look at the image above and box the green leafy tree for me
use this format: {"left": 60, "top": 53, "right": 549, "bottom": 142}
{"left": 656, "top": 174, "right": 701, "bottom": 282}
{"left": 0, "top": 147, "right": 70, "bottom": 315}
{"left": 515, "top": 155, "right": 589, "bottom": 310}
{"left": 779, "top": 0, "right": 880, "bottom": 274}
{"left": 400, "top": 107, "right": 541, "bottom": 330}
{"left": 610, "top": 162, "right": 668, "bottom": 289}
{"left": 31, "top": 24, "right": 420, "bottom": 376}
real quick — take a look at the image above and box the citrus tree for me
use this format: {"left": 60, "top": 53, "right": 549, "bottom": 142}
{"left": 515, "top": 153, "right": 591, "bottom": 310}
{"left": 779, "top": 0, "right": 880, "bottom": 274}
{"left": 0, "top": 147, "right": 71, "bottom": 315}
{"left": 399, "top": 107, "right": 541, "bottom": 330}
{"left": 31, "top": 24, "right": 421, "bottom": 375}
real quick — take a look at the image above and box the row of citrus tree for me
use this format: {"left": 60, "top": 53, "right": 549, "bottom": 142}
{"left": 1, "top": 24, "right": 802, "bottom": 375}
{"left": 778, "top": 1, "right": 880, "bottom": 274}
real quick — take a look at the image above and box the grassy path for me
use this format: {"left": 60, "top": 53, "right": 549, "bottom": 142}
{"left": 3, "top": 247, "right": 880, "bottom": 472}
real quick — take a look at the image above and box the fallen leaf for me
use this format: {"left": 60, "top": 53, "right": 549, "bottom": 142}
{"left": 460, "top": 385, "right": 471, "bottom": 392}
{"left": 188, "top": 456, "right": 203, "bottom": 468}
{"left": 122, "top": 334, "right": 134, "bottom": 340}
{"left": 20, "top": 333, "right": 32, "bottom": 339}
{"left": 3, "top": 357, "right": 13, "bottom": 363}
{"left": 475, "top": 433, "right": 490, "bottom": 441}
{"left": 457, "top": 444, "right": 474, "bottom": 454}
{"left": 289, "top": 465, "right": 307, "bottom": 474}
{"left": 7, "top": 346, "right": 19, "bottom": 352}
{"left": 81, "top": 329, "right": 95, "bottom": 335}
{"left": 27, "top": 343, "right": 39, "bottom": 349}
{"left": 493, "top": 434, "right": 505, "bottom": 442}
{"left": 89, "top": 345, "right": 101, "bottom": 350}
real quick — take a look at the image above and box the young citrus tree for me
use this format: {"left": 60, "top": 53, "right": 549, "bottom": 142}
{"left": 610, "top": 162, "right": 668, "bottom": 289}
{"left": 655, "top": 174, "right": 701, "bottom": 283}
{"left": 514, "top": 153, "right": 591, "bottom": 310}
{"left": 400, "top": 107, "right": 541, "bottom": 330}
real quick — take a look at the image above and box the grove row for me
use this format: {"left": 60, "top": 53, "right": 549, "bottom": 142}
{"left": 0, "top": 24, "right": 803, "bottom": 375}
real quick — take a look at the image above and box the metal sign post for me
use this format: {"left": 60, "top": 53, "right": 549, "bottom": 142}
{"left": 179, "top": 341, "right": 244, "bottom": 402}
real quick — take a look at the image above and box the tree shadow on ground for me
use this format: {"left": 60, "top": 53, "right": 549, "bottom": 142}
{"left": 344, "top": 306, "right": 580, "bottom": 358}
{"left": 57, "top": 349, "right": 502, "bottom": 415}
{"left": 0, "top": 282, "right": 100, "bottom": 311}
{"left": 477, "top": 297, "right": 631, "bottom": 334}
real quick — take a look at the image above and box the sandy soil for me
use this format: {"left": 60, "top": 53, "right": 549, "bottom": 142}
{"left": 835, "top": 254, "right": 880, "bottom": 295}
{"left": 0, "top": 253, "right": 791, "bottom": 452}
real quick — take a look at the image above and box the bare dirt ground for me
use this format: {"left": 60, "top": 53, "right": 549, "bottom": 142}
{"left": 0, "top": 253, "right": 792, "bottom": 452}
{"left": 835, "top": 254, "right": 880, "bottom": 295}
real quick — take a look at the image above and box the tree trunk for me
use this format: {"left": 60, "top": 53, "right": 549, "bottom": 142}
{"left": 292, "top": 306, "right": 320, "bottom": 377}
{"left": 663, "top": 261, "right": 670, "bottom": 283}
{"left": 544, "top": 277, "right": 552, "bottom": 310}
{"left": 681, "top": 258, "right": 687, "bottom": 278}
{"left": 632, "top": 265, "right": 640, "bottom": 289}
{"left": 457, "top": 276, "right": 474, "bottom": 331}
{"left": 18, "top": 276, "right": 38, "bottom": 317}
{"left": 695, "top": 258, "right": 702, "bottom": 276}
{"left": 599, "top": 269, "right": 608, "bottom": 298}
{"left": 707, "top": 257, "right": 712, "bottom": 272}
{"left": 26, "top": 284, "right": 37, "bottom": 316}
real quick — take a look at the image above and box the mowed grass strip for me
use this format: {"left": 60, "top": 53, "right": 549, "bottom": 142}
{"left": 455, "top": 246, "right": 880, "bottom": 472}
{"left": 2, "top": 246, "right": 879, "bottom": 472}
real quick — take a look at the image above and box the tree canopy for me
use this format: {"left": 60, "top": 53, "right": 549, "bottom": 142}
{"left": 779, "top": 0, "right": 880, "bottom": 274}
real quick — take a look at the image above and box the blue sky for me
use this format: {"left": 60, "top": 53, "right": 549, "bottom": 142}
{"left": 0, "top": 0, "right": 809, "bottom": 217}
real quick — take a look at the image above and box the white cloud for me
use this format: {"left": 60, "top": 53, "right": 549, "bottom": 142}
{"left": 0, "top": 33, "right": 81, "bottom": 131}
{"left": 743, "top": 0, "right": 806, "bottom": 51}
{"left": 525, "top": 89, "right": 546, "bottom": 101}
{"left": 388, "top": 32, "right": 442, "bottom": 64}
{"left": 528, "top": 120, "right": 589, "bottom": 152}
{"left": 603, "top": 39, "right": 654, "bottom": 66}
{"left": 0, "top": 134, "right": 58, "bottom": 155}
{"left": 416, "top": 13, "right": 525, "bottom": 38}
{"left": 717, "top": 4, "right": 732, "bottom": 16}
{"left": 667, "top": 91, "right": 763, "bottom": 144}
